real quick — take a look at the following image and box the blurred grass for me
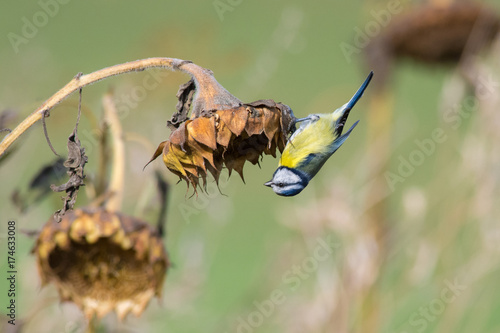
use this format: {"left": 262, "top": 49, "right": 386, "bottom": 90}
{"left": 1, "top": 0, "right": 500, "bottom": 332}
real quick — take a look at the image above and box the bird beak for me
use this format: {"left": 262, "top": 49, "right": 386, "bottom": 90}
{"left": 264, "top": 180, "right": 273, "bottom": 187}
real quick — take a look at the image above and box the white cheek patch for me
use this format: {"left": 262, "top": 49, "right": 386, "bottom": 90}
{"left": 273, "top": 168, "right": 302, "bottom": 185}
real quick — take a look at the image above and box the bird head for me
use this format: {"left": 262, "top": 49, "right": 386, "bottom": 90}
{"left": 264, "top": 167, "right": 309, "bottom": 196}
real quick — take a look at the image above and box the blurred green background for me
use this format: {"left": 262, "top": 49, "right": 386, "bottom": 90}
{"left": 1, "top": 0, "right": 500, "bottom": 332}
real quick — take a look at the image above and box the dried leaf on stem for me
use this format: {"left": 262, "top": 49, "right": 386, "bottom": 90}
{"left": 51, "top": 89, "right": 88, "bottom": 222}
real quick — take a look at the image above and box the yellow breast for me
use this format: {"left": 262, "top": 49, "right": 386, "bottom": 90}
{"left": 279, "top": 114, "right": 338, "bottom": 169}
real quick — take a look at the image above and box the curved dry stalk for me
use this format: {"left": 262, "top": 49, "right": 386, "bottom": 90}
{"left": 0, "top": 57, "right": 240, "bottom": 157}
{"left": 102, "top": 93, "right": 124, "bottom": 212}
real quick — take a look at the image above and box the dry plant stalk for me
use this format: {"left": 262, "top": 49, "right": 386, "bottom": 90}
{"left": 102, "top": 92, "right": 125, "bottom": 212}
{"left": 0, "top": 57, "right": 296, "bottom": 192}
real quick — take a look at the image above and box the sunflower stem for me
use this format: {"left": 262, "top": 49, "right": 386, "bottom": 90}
{"left": 0, "top": 57, "right": 195, "bottom": 157}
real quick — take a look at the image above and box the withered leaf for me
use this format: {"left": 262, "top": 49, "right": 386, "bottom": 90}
{"left": 167, "top": 78, "right": 196, "bottom": 130}
{"left": 51, "top": 129, "right": 88, "bottom": 223}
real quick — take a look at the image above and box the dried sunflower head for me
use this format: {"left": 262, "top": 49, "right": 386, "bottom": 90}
{"left": 33, "top": 207, "right": 168, "bottom": 320}
{"left": 366, "top": 2, "right": 500, "bottom": 87}
{"left": 148, "top": 60, "right": 296, "bottom": 191}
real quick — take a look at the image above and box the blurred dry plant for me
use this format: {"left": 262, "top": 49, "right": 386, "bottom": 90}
{"left": 260, "top": 2, "right": 500, "bottom": 332}
{"left": 274, "top": 179, "right": 379, "bottom": 333}
{"left": 361, "top": 1, "right": 499, "bottom": 330}
{"left": 366, "top": 1, "right": 500, "bottom": 87}
{"left": 32, "top": 94, "right": 169, "bottom": 328}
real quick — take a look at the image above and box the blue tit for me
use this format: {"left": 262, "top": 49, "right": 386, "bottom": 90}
{"left": 265, "top": 71, "right": 373, "bottom": 196}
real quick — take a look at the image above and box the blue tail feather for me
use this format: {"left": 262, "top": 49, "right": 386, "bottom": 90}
{"left": 331, "top": 120, "right": 359, "bottom": 152}
{"left": 345, "top": 71, "right": 373, "bottom": 111}
{"left": 334, "top": 71, "right": 372, "bottom": 137}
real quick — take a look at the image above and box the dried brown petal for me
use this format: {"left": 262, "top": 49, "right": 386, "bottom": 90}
{"left": 187, "top": 117, "right": 217, "bottom": 150}
{"left": 206, "top": 154, "right": 223, "bottom": 185}
{"left": 169, "top": 121, "right": 188, "bottom": 148}
{"left": 186, "top": 129, "right": 216, "bottom": 170}
{"left": 162, "top": 142, "right": 187, "bottom": 178}
{"left": 144, "top": 141, "right": 167, "bottom": 170}
{"left": 263, "top": 134, "right": 278, "bottom": 158}
{"left": 225, "top": 154, "right": 247, "bottom": 182}
{"left": 215, "top": 119, "right": 233, "bottom": 148}
{"left": 263, "top": 108, "right": 280, "bottom": 144}
{"left": 217, "top": 107, "right": 249, "bottom": 136}
{"left": 245, "top": 107, "right": 265, "bottom": 136}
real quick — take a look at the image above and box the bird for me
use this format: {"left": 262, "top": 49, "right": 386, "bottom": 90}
{"left": 265, "top": 71, "right": 373, "bottom": 196}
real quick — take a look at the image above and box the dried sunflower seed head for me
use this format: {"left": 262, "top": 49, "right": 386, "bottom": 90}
{"left": 33, "top": 207, "right": 168, "bottom": 320}
{"left": 146, "top": 59, "right": 296, "bottom": 191}
{"left": 153, "top": 101, "right": 293, "bottom": 191}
